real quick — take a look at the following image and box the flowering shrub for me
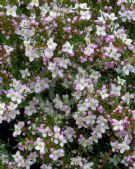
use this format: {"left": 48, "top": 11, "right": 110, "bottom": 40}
{"left": 0, "top": 0, "right": 135, "bottom": 169}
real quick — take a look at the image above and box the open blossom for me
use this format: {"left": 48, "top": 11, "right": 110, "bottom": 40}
{"left": 111, "top": 141, "right": 119, "bottom": 152}
{"left": 71, "top": 156, "right": 83, "bottom": 167}
{"left": 62, "top": 41, "right": 74, "bottom": 54}
{"left": 35, "top": 140, "right": 45, "bottom": 153}
{"left": 122, "top": 64, "right": 135, "bottom": 75}
{"left": 89, "top": 98, "right": 99, "bottom": 110}
{"left": 44, "top": 47, "right": 54, "bottom": 58}
{"left": 49, "top": 149, "right": 64, "bottom": 161}
{"left": 117, "top": 76, "right": 126, "bottom": 86}
{"left": 112, "top": 119, "right": 124, "bottom": 131}
{"left": 13, "top": 121, "right": 24, "bottom": 137}
{"left": 84, "top": 45, "right": 94, "bottom": 56}
{"left": 122, "top": 93, "right": 134, "bottom": 104}
{"left": 110, "top": 84, "right": 121, "bottom": 96}
{"left": 80, "top": 10, "right": 91, "bottom": 20}
{"left": 96, "top": 25, "right": 106, "bottom": 36}
{"left": 6, "top": 5, "right": 17, "bottom": 17}
{"left": 100, "top": 86, "right": 109, "bottom": 99}
{"left": 20, "top": 68, "right": 30, "bottom": 79}
{"left": 7, "top": 90, "right": 23, "bottom": 104}
{"left": 119, "top": 141, "right": 130, "bottom": 153}
{"left": 47, "top": 38, "right": 57, "bottom": 51}
{"left": 12, "top": 151, "right": 25, "bottom": 168}
{"left": 7, "top": 102, "right": 17, "bottom": 111}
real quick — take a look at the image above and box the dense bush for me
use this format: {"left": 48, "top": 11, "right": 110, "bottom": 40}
{"left": 0, "top": 0, "right": 135, "bottom": 169}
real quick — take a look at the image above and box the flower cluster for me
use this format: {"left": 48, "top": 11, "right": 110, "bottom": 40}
{"left": 0, "top": 0, "right": 134, "bottom": 169}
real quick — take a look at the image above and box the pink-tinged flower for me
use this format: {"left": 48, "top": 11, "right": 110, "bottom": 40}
{"left": 80, "top": 10, "right": 91, "bottom": 20}
{"left": 7, "top": 102, "right": 17, "bottom": 111}
{"left": 12, "top": 151, "right": 25, "bottom": 168}
{"left": 7, "top": 90, "right": 23, "bottom": 104}
{"left": 49, "top": 149, "right": 64, "bottom": 161}
{"left": 84, "top": 45, "right": 94, "bottom": 56}
{"left": 62, "top": 41, "right": 74, "bottom": 54}
{"left": 112, "top": 119, "right": 124, "bottom": 131}
{"left": 119, "top": 142, "right": 130, "bottom": 153}
{"left": 100, "top": 86, "right": 109, "bottom": 99}
{"left": 44, "top": 47, "right": 54, "bottom": 58}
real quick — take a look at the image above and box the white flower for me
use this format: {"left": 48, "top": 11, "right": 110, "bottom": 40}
{"left": 100, "top": 88, "right": 109, "bottom": 99}
{"left": 63, "top": 127, "right": 75, "bottom": 142}
{"left": 71, "top": 157, "right": 83, "bottom": 167}
{"left": 83, "top": 162, "right": 94, "bottom": 169}
{"left": 40, "top": 3, "right": 50, "bottom": 16}
{"left": 122, "top": 93, "right": 134, "bottom": 104}
{"left": 117, "top": 76, "right": 126, "bottom": 86}
{"left": 47, "top": 38, "right": 57, "bottom": 50}
{"left": 48, "top": 62, "right": 58, "bottom": 78}
{"left": 110, "top": 84, "right": 121, "bottom": 96}
{"left": 124, "top": 38, "right": 132, "bottom": 46}
{"left": 78, "top": 102, "right": 89, "bottom": 112}
{"left": 109, "top": 13, "right": 117, "bottom": 20}
{"left": 76, "top": 78, "right": 87, "bottom": 91}
{"left": 89, "top": 98, "right": 99, "bottom": 110}
{"left": 24, "top": 159, "right": 33, "bottom": 169}
{"left": 13, "top": 122, "right": 24, "bottom": 137}
{"left": 0, "top": 102, "right": 5, "bottom": 115}
{"left": 25, "top": 45, "right": 39, "bottom": 62}
{"left": 84, "top": 46, "right": 94, "bottom": 56}
{"left": 20, "top": 68, "right": 30, "bottom": 79}
{"left": 13, "top": 124, "right": 21, "bottom": 137}
{"left": 6, "top": 5, "right": 17, "bottom": 17}
{"left": 62, "top": 41, "right": 74, "bottom": 54}
{"left": 96, "top": 26, "right": 106, "bottom": 36}
{"left": 12, "top": 151, "right": 24, "bottom": 167}
{"left": 123, "top": 64, "right": 135, "bottom": 75}
{"left": 119, "top": 142, "right": 130, "bottom": 153}
{"left": 53, "top": 95, "right": 63, "bottom": 109}
{"left": 7, "top": 90, "right": 22, "bottom": 104}
{"left": 3, "top": 45, "right": 14, "bottom": 55}
{"left": 58, "top": 58, "right": 70, "bottom": 69}
{"left": 85, "top": 114, "right": 96, "bottom": 126}
{"left": 80, "top": 10, "right": 91, "bottom": 20}
{"left": 35, "top": 141, "right": 45, "bottom": 153}
{"left": 106, "top": 43, "right": 121, "bottom": 60}
{"left": 111, "top": 141, "right": 119, "bottom": 152}
{"left": 113, "top": 120, "right": 123, "bottom": 131}
{"left": 7, "top": 102, "right": 17, "bottom": 111}
{"left": 50, "top": 149, "right": 64, "bottom": 161}
{"left": 80, "top": 3, "right": 90, "bottom": 9}
{"left": 44, "top": 47, "right": 54, "bottom": 58}
{"left": 30, "top": 0, "right": 39, "bottom": 7}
